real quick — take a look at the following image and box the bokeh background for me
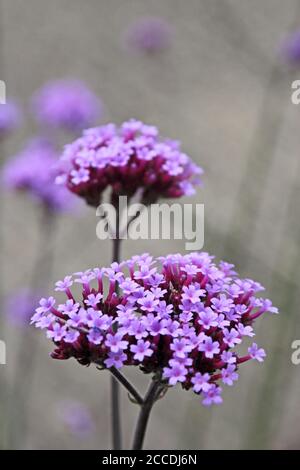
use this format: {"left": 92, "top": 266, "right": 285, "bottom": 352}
{"left": 1, "top": 0, "right": 300, "bottom": 450}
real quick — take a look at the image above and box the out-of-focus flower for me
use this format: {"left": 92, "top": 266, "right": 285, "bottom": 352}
{"left": 0, "top": 100, "right": 21, "bottom": 139}
{"left": 125, "top": 17, "right": 172, "bottom": 53}
{"left": 55, "top": 119, "right": 203, "bottom": 207}
{"left": 2, "top": 138, "right": 76, "bottom": 212}
{"left": 57, "top": 401, "right": 96, "bottom": 438}
{"left": 5, "top": 289, "right": 39, "bottom": 327}
{"left": 280, "top": 30, "right": 300, "bottom": 64}
{"left": 31, "top": 252, "right": 277, "bottom": 407}
{"left": 31, "top": 79, "right": 102, "bottom": 132}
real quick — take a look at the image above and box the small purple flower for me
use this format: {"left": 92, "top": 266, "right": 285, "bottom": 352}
{"left": 71, "top": 168, "right": 90, "bottom": 185}
{"left": 120, "top": 279, "right": 139, "bottom": 295}
{"left": 127, "top": 320, "right": 147, "bottom": 340}
{"left": 137, "top": 293, "right": 159, "bottom": 312}
{"left": 211, "top": 294, "right": 234, "bottom": 313}
{"left": 261, "top": 299, "right": 279, "bottom": 315}
{"left": 163, "top": 361, "right": 188, "bottom": 386}
{"left": 84, "top": 293, "right": 103, "bottom": 308}
{"left": 216, "top": 314, "right": 230, "bottom": 329}
{"left": 156, "top": 301, "right": 174, "bottom": 318}
{"left": 202, "top": 385, "right": 223, "bottom": 407}
{"left": 65, "top": 329, "right": 80, "bottom": 344}
{"left": 221, "top": 351, "right": 236, "bottom": 365}
{"left": 170, "top": 338, "right": 193, "bottom": 358}
{"left": 198, "top": 307, "right": 218, "bottom": 330}
{"left": 47, "top": 322, "right": 67, "bottom": 341}
{"left": 58, "top": 299, "right": 80, "bottom": 316}
{"left": 182, "top": 283, "right": 205, "bottom": 305}
{"left": 104, "top": 351, "right": 127, "bottom": 369}
{"left": 87, "top": 328, "right": 103, "bottom": 345}
{"left": 237, "top": 323, "right": 255, "bottom": 337}
{"left": 55, "top": 276, "right": 73, "bottom": 292}
{"left": 35, "top": 314, "right": 54, "bottom": 330}
{"left": 248, "top": 343, "right": 266, "bottom": 363}
{"left": 67, "top": 307, "right": 87, "bottom": 328}
{"left": 87, "top": 311, "right": 111, "bottom": 331}
{"left": 146, "top": 315, "right": 165, "bottom": 336}
{"left": 36, "top": 296, "right": 56, "bottom": 315}
{"left": 198, "top": 337, "right": 220, "bottom": 359}
{"left": 130, "top": 340, "right": 153, "bottom": 361}
{"left": 221, "top": 364, "right": 239, "bottom": 386}
{"left": 191, "top": 372, "right": 211, "bottom": 393}
{"left": 223, "top": 328, "right": 241, "bottom": 348}
{"left": 162, "top": 318, "right": 181, "bottom": 337}
{"left": 105, "top": 332, "right": 128, "bottom": 353}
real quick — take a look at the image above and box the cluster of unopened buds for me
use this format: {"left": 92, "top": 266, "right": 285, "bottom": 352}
{"left": 31, "top": 252, "right": 278, "bottom": 407}
{"left": 55, "top": 119, "right": 203, "bottom": 207}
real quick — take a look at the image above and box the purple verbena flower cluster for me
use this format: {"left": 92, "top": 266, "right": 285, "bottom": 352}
{"left": 0, "top": 101, "right": 21, "bottom": 139}
{"left": 31, "top": 252, "right": 278, "bottom": 407}
{"left": 55, "top": 119, "right": 203, "bottom": 207}
{"left": 126, "top": 17, "right": 172, "bottom": 53}
{"left": 2, "top": 138, "right": 76, "bottom": 212}
{"left": 32, "top": 79, "right": 102, "bottom": 132}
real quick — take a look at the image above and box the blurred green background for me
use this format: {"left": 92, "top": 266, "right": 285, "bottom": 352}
{"left": 1, "top": 0, "right": 300, "bottom": 450}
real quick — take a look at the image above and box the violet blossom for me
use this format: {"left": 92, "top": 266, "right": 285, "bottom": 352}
{"left": 125, "top": 17, "right": 172, "bottom": 54}
{"left": 2, "top": 138, "right": 76, "bottom": 212}
{"left": 31, "top": 251, "right": 277, "bottom": 407}
{"left": 55, "top": 119, "right": 203, "bottom": 207}
{"left": 32, "top": 79, "right": 102, "bottom": 132}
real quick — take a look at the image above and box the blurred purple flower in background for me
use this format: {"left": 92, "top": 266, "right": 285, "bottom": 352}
{"left": 280, "top": 29, "right": 300, "bottom": 64}
{"left": 31, "top": 79, "right": 103, "bottom": 132}
{"left": 5, "top": 289, "right": 39, "bottom": 327}
{"left": 2, "top": 138, "right": 76, "bottom": 212}
{"left": 57, "top": 401, "right": 96, "bottom": 439}
{"left": 0, "top": 100, "right": 21, "bottom": 139}
{"left": 126, "top": 17, "right": 172, "bottom": 53}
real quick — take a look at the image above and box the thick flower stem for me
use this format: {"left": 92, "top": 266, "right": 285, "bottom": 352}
{"left": 132, "top": 379, "right": 162, "bottom": 450}
{"left": 110, "top": 201, "right": 122, "bottom": 450}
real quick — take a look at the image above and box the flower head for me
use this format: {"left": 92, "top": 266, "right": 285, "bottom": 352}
{"left": 31, "top": 252, "right": 277, "bottom": 407}
{"left": 2, "top": 138, "right": 76, "bottom": 212}
{"left": 32, "top": 79, "right": 102, "bottom": 131}
{"left": 56, "top": 119, "right": 203, "bottom": 207}
{"left": 125, "top": 17, "right": 172, "bottom": 53}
